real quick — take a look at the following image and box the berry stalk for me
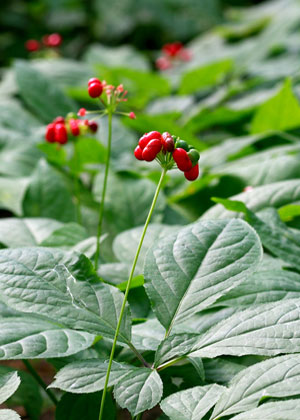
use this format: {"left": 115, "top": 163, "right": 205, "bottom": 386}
{"left": 98, "top": 167, "right": 167, "bottom": 420}
{"left": 94, "top": 111, "right": 113, "bottom": 270}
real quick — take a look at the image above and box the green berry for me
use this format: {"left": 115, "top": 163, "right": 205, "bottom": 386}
{"left": 176, "top": 139, "right": 189, "bottom": 151}
{"left": 188, "top": 149, "right": 200, "bottom": 166}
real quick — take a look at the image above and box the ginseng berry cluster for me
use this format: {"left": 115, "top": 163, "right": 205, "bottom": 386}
{"left": 134, "top": 131, "right": 200, "bottom": 181}
{"left": 45, "top": 115, "right": 98, "bottom": 144}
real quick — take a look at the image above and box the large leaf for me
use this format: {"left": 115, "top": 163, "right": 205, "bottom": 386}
{"left": 160, "top": 384, "right": 225, "bottom": 420}
{"left": 213, "top": 269, "right": 300, "bottom": 307}
{"left": 23, "top": 159, "right": 77, "bottom": 223}
{"left": 114, "top": 369, "right": 163, "bottom": 416}
{"left": 251, "top": 79, "right": 300, "bottom": 133}
{"left": 191, "top": 300, "right": 300, "bottom": 359}
{"left": 0, "top": 371, "right": 20, "bottom": 404}
{"left": 202, "top": 179, "right": 300, "bottom": 220}
{"left": 50, "top": 359, "right": 138, "bottom": 393}
{"left": 0, "top": 177, "right": 29, "bottom": 216}
{"left": 230, "top": 400, "right": 300, "bottom": 420}
{"left": 0, "top": 317, "right": 94, "bottom": 359}
{"left": 0, "top": 247, "right": 131, "bottom": 343}
{"left": 15, "top": 61, "right": 76, "bottom": 122}
{"left": 211, "top": 354, "right": 300, "bottom": 419}
{"left": 144, "top": 219, "right": 262, "bottom": 334}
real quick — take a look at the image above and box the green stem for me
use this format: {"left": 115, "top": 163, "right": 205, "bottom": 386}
{"left": 156, "top": 356, "right": 185, "bottom": 372}
{"left": 98, "top": 167, "right": 167, "bottom": 420}
{"left": 23, "top": 360, "right": 58, "bottom": 406}
{"left": 94, "top": 111, "right": 113, "bottom": 270}
{"left": 135, "top": 414, "right": 142, "bottom": 420}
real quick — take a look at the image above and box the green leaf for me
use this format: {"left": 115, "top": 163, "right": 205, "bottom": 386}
{"left": 40, "top": 223, "right": 88, "bottom": 248}
{"left": 0, "top": 177, "right": 29, "bottom": 216}
{"left": 202, "top": 179, "right": 300, "bottom": 220}
{"left": 230, "top": 400, "right": 300, "bottom": 420}
{"left": 213, "top": 269, "right": 300, "bottom": 307}
{"left": 211, "top": 354, "right": 300, "bottom": 419}
{"left": 251, "top": 79, "right": 300, "bottom": 133}
{"left": 0, "top": 218, "right": 62, "bottom": 248}
{"left": 50, "top": 359, "right": 138, "bottom": 393}
{"left": 132, "top": 319, "right": 166, "bottom": 351}
{"left": 15, "top": 61, "right": 76, "bottom": 122}
{"left": 278, "top": 204, "right": 300, "bottom": 222}
{"left": 56, "top": 392, "right": 116, "bottom": 420}
{"left": 191, "top": 300, "right": 300, "bottom": 358}
{"left": 0, "top": 316, "right": 94, "bottom": 359}
{"left": 114, "top": 369, "right": 163, "bottom": 416}
{"left": 69, "top": 138, "right": 107, "bottom": 174}
{"left": 0, "top": 247, "right": 131, "bottom": 343}
{"left": 144, "top": 219, "right": 262, "bottom": 333}
{"left": 93, "top": 173, "right": 166, "bottom": 236}
{"left": 0, "top": 371, "right": 20, "bottom": 404}
{"left": 160, "top": 384, "right": 225, "bottom": 420}
{"left": 23, "top": 159, "right": 77, "bottom": 223}
{"left": 179, "top": 59, "right": 232, "bottom": 94}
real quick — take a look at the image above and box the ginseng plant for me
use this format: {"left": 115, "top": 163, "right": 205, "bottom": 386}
{"left": 99, "top": 131, "right": 200, "bottom": 419}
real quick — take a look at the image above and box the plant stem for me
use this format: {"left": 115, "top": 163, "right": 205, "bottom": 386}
{"left": 98, "top": 167, "right": 167, "bottom": 420}
{"left": 94, "top": 111, "right": 113, "bottom": 270}
{"left": 135, "top": 414, "right": 142, "bottom": 420}
{"left": 23, "top": 360, "right": 58, "bottom": 406}
{"left": 156, "top": 356, "right": 185, "bottom": 372}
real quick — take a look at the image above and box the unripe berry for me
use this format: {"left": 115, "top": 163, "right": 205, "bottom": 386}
{"left": 184, "top": 163, "right": 199, "bottom": 181}
{"left": 188, "top": 149, "right": 200, "bottom": 166}
{"left": 138, "top": 131, "right": 161, "bottom": 149}
{"left": 175, "top": 139, "right": 189, "bottom": 151}
{"left": 88, "top": 82, "right": 103, "bottom": 98}
{"left": 45, "top": 123, "right": 56, "bottom": 143}
{"left": 78, "top": 108, "right": 86, "bottom": 117}
{"left": 161, "top": 132, "right": 174, "bottom": 152}
{"left": 88, "top": 121, "right": 98, "bottom": 133}
{"left": 69, "top": 119, "right": 80, "bottom": 136}
{"left": 173, "top": 148, "right": 192, "bottom": 171}
{"left": 142, "top": 139, "right": 162, "bottom": 161}
{"left": 55, "top": 123, "right": 68, "bottom": 144}
{"left": 134, "top": 146, "right": 144, "bottom": 160}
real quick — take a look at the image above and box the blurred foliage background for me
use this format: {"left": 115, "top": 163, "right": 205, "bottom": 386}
{"left": 1, "top": 0, "right": 265, "bottom": 65}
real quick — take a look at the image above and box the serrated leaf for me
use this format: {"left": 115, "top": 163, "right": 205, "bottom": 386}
{"left": 50, "top": 359, "right": 138, "bottom": 393}
{"left": 213, "top": 269, "right": 300, "bottom": 307}
{"left": 202, "top": 179, "right": 300, "bottom": 220}
{"left": 132, "top": 319, "right": 166, "bottom": 351}
{"left": 40, "top": 223, "right": 88, "bottom": 248}
{"left": 191, "top": 300, "right": 300, "bottom": 359}
{"left": 144, "top": 219, "right": 262, "bottom": 334}
{"left": 230, "top": 400, "right": 300, "bottom": 420}
{"left": 211, "top": 354, "right": 300, "bottom": 419}
{"left": 0, "top": 317, "right": 94, "bottom": 359}
{"left": 15, "top": 61, "right": 76, "bottom": 122}
{"left": 0, "top": 247, "right": 131, "bottom": 343}
{"left": 0, "top": 371, "right": 20, "bottom": 404}
{"left": 114, "top": 369, "right": 163, "bottom": 416}
{"left": 161, "top": 384, "right": 225, "bottom": 420}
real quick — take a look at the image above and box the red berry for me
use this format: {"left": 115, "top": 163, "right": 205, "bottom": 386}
{"left": 45, "top": 123, "right": 56, "bottom": 143}
{"left": 142, "top": 139, "right": 162, "bottom": 161}
{"left": 69, "top": 119, "right": 80, "bottom": 136}
{"left": 173, "top": 148, "right": 192, "bottom": 172}
{"left": 184, "top": 163, "right": 199, "bottom": 181}
{"left": 156, "top": 56, "right": 172, "bottom": 70}
{"left": 55, "top": 123, "right": 68, "bottom": 144}
{"left": 78, "top": 108, "right": 86, "bottom": 117}
{"left": 88, "top": 78, "right": 101, "bottom": 86}
{"left": 54, "top": 116, "right": 65, "bottom": 123}
{"left": 88, "top": 121, "right": 98, "bottom": 133}
{"left": 25, "top": 39, "right": 40, "bottom": 52}
{"left": 43, "top": 33, "right": 62, "bottom": 47}
{"left": 138, "top": 131, "right": 161, "bottom": 149}
{"left": 161, "top": 132, "right": 174, "bottom": 152}
{"left": 163, "top": 42, "right": 183, "bottom": 57}
{"left": 129, "top": 112, "right": 136, "bottom": 119}
{"left": 134, "top": 146, "right": 144, "bottom": 160}
{"left": 88, "top": 82, "right": 103, "bottom": 98}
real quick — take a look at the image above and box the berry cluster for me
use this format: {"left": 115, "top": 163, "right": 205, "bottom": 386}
{"left": 85, "top": 77, "right": 136, "bottom": 119}
{"left": 156, "top": 42, "right": 192, "bottom": 71}
{"left": 25, "top": 33, "right": 62, "bottom": 52}
{"left": 134, "top": 131, "right": 199, "bottom": 181}
{"left": 45, "top": 115, "right": 98, "bottom": 144}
